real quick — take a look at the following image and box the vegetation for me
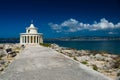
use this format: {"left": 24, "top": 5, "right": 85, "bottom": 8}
{"left": 93, "top": 64, "right": 98, "bottom": 71}
{"left": 0, "top": 47, "right": 3, "bottom": 49}
{"left": 40, "top": 43, "right": 51, "bottom": 47}
{"left": 117, "top": 71, "right": 120, "bottom": 76}
{"left": 113, "top": 56, "right": 120, "bottom": 69}
{"left": 81, "top": 61, "right": 88, "bottom": 64}
{"left": 0, "top": 52, "right": 5, "bottom": 58}
{"left": 68, "top": 54, "right": 73, "bottom": 57}
{"left": 73, "top": 57, "right": 78, "bottom": 61}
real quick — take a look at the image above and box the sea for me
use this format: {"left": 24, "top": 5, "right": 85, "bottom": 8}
{"left": 45, "top": 40, "right": 120, "bottom": 54}
{"left": 0, "top": 39, "right": 120, "bottom": 54}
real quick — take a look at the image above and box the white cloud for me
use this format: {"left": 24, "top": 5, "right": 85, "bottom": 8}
{"left": 61, "top": 18, "right": 78, "bottom": 27}
{"left": 115, "top": 23, "right": 120, "bottom": 28}
{"left": 48, "top": 18, "right": 120, "bottom": 33}
{"left": 48, "top": 23, "right": 61, "bottom": 30}
{"left": 91, "top": 18, "right": 115, "bottom": 30}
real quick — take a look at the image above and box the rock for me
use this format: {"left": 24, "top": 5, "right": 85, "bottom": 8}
{"left": 0, "top": 67, "right": 4, "bottom": 71}
{"left": 116, "top": 76, "right": 120, "bottom": 80}
{"left": 0, "top": 60, "right": 5, "bottom": 65}
{"left": 105, "top": 57, "right": 113, "bottom": 61}
{"left": 4, "top": 44, "right": 10, "bottom": 49}
{"left": 103, "top": 61, "right": 114, "bottom": 69}
{"left": 51, "top": 44, "right": 59, "bottom": 49}
{"left": 111, "top": 54, "right": 118, "bottom": 58}
{"left": 116, "top": 70, "right": 120, "bottom": 80}
{"left": 0, "top": 51, "right": 6, "bottom": 57}
{"left": 79, "top": 50, "right": 89, "bottom": 55}
{"left": 77, "top": 56, "right": 90, "bottom": 62}
{"left": 0, "top": 47, "right": 3, "bottom": 49}
{"left": 61, "top": 50, "right": 74, "bottom": 57}
{"left": 95, "top": 54, "right": 105, "bottom": 61}
{"left": 90, "top": 54, "right": 95, "bottom": 59}
{"left": 9, "top": 51, "right": 17, "bottom": 57}
{"left": 6, "top": 48, "right": 12, "bottom": 53}
{"left": 0, "top": 44, "right": 4, "bottom": 49}
{"left": 51, "top": 44, "right": 63, "bottom": 52}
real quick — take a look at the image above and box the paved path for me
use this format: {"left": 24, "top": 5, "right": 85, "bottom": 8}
{"left": 0, "top": 45, "right": 112, "bottom": 80}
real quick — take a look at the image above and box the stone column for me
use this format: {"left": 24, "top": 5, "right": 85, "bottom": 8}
{"left": 24, "top": 36, "right": 25, "bottom": 43}
{"left": 36, "top": 35, "right": 37, "bottom": 43}
{"left": 34, "top": 36, "right": 35, "bottom": 43}
{"left": 20, "top": 35, "right": 22, "bottom": 44}
{"left": 38, "top": 36, "right": 40, "bottom": 44}
{"left": 31, "top": 36, "right": 32, "bottom": 43}
{"left": 22, "top": 36, "right": 24, "bottom": 43}
{"left": 37, "top": 36, "right": 38, "bottom": 43}
{"left": 33, "top": 35, "right": 34, "bottom": 43}
{"left": 29, "top": 35, "right": 31, "bottom": 43}
{"left": 26, "top": 35, "right": 28, "bottom": 43}
{"left": 25, "top": 36, "right": 26, "bottom": 43}
{"left": 28, "top": 36, "right": 29, "bottom": 43}
{"left": 30, "top": 36, "right": 32, "bottom": 43}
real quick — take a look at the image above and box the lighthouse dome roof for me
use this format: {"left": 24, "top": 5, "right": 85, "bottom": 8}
{"left": 26, "top": 23, "right": 38, "bottom": 34}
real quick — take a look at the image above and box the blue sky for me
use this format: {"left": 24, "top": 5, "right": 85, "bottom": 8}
{"left": 0, "top": 0, "right": 120, "bottom": 38}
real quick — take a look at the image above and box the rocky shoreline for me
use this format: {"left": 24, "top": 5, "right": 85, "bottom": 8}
{"left": 0, "top": 43, "right": 120, "bottom": 80}
{"left": 0, "top": 44, "right": 23, "bottom": 73}
{"left": 50, "top": 43, "right": 120, "bottom": 80}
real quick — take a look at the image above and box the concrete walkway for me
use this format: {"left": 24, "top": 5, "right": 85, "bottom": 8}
{"left": 0, "top": 45, "right": 112, "bottom": 80}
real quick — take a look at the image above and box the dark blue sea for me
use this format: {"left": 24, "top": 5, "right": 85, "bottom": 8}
{"left": 0, "top": 39, "right": 120, "bottom": 54}
{"left": 44, "top": 40, "right": 120, "bottom": 54}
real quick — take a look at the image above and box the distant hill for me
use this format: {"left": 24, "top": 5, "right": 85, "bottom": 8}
{"left": 0, "top": 38, "right": 19, "bottom": 43}
{"left": 45, "top": 36, "right": 120, "bottom": 41}
{"left": 0, "top": 36, "right": 120, "bottom": 43}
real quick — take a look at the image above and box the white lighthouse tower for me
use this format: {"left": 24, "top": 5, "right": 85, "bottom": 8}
{"left": 20, "top": 22, "right": 43, "bottom": 45}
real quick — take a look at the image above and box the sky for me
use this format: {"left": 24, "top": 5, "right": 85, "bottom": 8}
{"left": 0, "top": 0, "right": 120, "bottom": 38}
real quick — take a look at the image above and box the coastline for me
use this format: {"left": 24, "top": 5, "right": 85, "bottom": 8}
{"left": 44, "top": 40, "right": 120, "bottom": 54}
{"left": 0, "top": 43, "right": 120, "bottom": 80}
{"left": 47, "top": 43, "right": 120, "bottom": 80}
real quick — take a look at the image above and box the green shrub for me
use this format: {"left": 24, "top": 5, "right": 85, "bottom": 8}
{"left": 0, "top": 47, "right": 3, "bottom": 49}
{"left": 81, "top": 61, "right": 88, "bottom": 64}
{"left": 40, "top": 43, "right": 51, "bottom": 47}
{"left": 69, "top": 54, "right": 73, "bottom": 57}
{"left": 117, "top": 72, "right": 120, "bottom": 76}
{"left": 73, "top": 57, "right": 78, "bottom": 61}
{"left": 93, "top": 64, "right": 98, "bottom": 71}
{"left": 112, "top": 56, "right": 120, "bottom": 69}
{"left": 0, "top": 52, "right": 5, "bottom": 57}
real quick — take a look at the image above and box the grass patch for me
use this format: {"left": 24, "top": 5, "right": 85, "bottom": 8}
{"left": 73, "top": 57, "right": 78, "bottom": 61}
{"left": 40, "top": 43, "right": 51, "bottom": 47}
{"left": 117, "top": 72, "right": 120, "bottom": 76}
{"left": 81, "top": 61, "right": 88, "bottom": 64}
{"left": 93, "top": 64, "right": 98, "bottom": 71}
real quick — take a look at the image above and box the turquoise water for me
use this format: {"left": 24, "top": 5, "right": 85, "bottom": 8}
{"left": 45, "top": 40, "right": 120, "bottom": 54}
